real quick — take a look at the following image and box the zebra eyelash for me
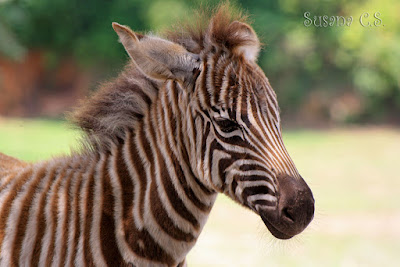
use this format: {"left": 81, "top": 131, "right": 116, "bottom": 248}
{"left": 214, "top": 118, "right": 240, "bottom": 133}
{"left": 209, "top": 107, "right": 237, "bottom": 131}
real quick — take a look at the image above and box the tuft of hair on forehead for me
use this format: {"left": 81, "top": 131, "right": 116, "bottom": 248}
{"left": 165, "top": 2, "right": 261, "bottom": 61}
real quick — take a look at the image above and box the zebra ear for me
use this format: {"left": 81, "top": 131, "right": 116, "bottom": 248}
{"left": 228, "top": 21, "right": 260, "bottom": 62}
{"left": 112, "top": 22, "right": 200, "bottom": 82}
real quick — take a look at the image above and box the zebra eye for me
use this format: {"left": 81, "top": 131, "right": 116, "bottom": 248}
{"left": 215, "top": 118, "right": 240, "bottom": 132}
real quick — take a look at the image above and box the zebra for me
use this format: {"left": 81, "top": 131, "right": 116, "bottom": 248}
{"left": 0, "top": 4, "right": 314, "bottom": 267}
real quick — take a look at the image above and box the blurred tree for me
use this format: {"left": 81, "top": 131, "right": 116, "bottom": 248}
{"left": 0, "top": 0, "right": 398, "bottom": 123}
{"left": 0, "top": 19, "right": 26, "bottom": 61}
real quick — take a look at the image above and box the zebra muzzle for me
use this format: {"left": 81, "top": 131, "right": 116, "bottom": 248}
{"left": 259, "top": 173, "right": 315, "bottom": 239}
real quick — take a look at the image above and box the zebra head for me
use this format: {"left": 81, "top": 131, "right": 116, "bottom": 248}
{"left": 187, "top": 12, "right": 315, "bottom": 239}
{"left": 112, "top": 6, "right": 314, "bottom": 240}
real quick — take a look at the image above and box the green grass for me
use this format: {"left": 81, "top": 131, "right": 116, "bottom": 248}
{"left": 1, "top": 118, "right": 399, "bottom": 266}
{"left": 0, "top": 118, "right": 81, "bottom": 161}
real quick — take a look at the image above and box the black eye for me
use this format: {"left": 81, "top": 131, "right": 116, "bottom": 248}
{"left": 215, "top": 118, "right": 240, "bottom": 132}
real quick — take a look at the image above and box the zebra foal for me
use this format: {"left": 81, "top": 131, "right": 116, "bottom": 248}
{"left": 0, "top": 3, "right": 314, "bottom": 266}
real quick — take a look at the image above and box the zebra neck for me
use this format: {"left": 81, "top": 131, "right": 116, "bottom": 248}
{"left": 103, "top": 80, "right": 218, "bottom": 263}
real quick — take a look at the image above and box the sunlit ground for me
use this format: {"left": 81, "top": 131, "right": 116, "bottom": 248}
{"left": 1, "top": 118, "right": 399, "bottom": 266}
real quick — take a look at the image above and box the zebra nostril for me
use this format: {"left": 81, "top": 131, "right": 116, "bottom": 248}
{"left": 281, "top": 207, "right": 295, "bottom": 223}
{"left": 276, "top": 173, "right": 314, "bottom": 230}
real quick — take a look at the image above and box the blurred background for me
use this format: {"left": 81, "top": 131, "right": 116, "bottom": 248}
{"left": 0, "top": 0, "right": 399, "bottom": 266}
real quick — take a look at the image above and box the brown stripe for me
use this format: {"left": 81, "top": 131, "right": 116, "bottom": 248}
{"left": 139, "top": 121, "right": 155, "bottom": 221}
{"left": 69, "top": 170, "right": 84, "bottom": 263}
{"left": 12, "top": 165, "right": 47, "bottom": 264}
{"left": 241, "top": 185, "right": 274, "bottom": 204}
{"left": 210, "top": 49, "right": 222, "bottom": 103}
{"left": 60, "top": 162, "right": 81, "bottom": 265}
{"left": 0, "top": 172, "right": 18, "bottom": 192}
{"left": 76, "top": 159, "right": 97, "bottom": 266}
{"left": 123, "top": 219, "right": 174, "bottom": 266}
{"left": 200, "top": 58, "right": 210, "bottom": 107}
{"left": 249, "top": 93, "right": 288, "bottom": 171}
{"left": 217, "top": 155, "right": 235, "bottom": 186}
{"left": 31, "top": 165, "right": 62, "bottom": 266}
{"left": 83, "top": 158, "right": 97, "bottom": 266}
{"left": 231, "top": 179, "right": 238, "bottom": 201}
{"left": 191, "top": 114, "right": 215, "bottom": 196}
{"left": 180, "top": 126, "right": 214, "bottom": 197}
{"left": 226, "top": 71, "right": 237, "bottom": 114}
{"left": 256, "top": 90, "right": 299, "bottom": 176}
{"left": 239, "top": 163, "right": 271, "bottom": 174}
{"left": 208, "top": 140, "right": 230, "bottom": 188}
{"left": 200, "top": 121, "right": 210, "bottom": 167}
{"left": 170, "top": 149, "right": 211, "bottom": 213}
{"left": 231, "top": 76, "right": 240, "bottom": 119}
{"left": 120, "top": 144, "right": 175, "bottom": 265}
{"left": 212, "top": 123, "right": 249, "bottom": 148}
{"left": 100, "top": 153, "right": 125, "bottom": 265}
{"left": 45, "top": 165, "right": 73, "bottom": 266}
{"left": 265, "top": 80, "right": 279, "bottom": 111}
{"left": 128, "top": 133, "right": 147, "bottom": 222}
{"left": 147, "top": 104, "right": 198, "bottom": 237}
{"left": 150, "top": 180, "right": 195, "bottom": 242}
{"left": 160, "top": 92, "right": 211, "bottom": 212}
{"left": 213, "top": 58, "right": 230, "bottom": 103}
{"left": 168, "top": 82, "right": 178, "bottom": 147}
{"left": 139, "top": 121, "right": 153, "bottom": 163}
{"left": 158, "top": 149, "right": 199, "bottom": 229}
{"left": 0, "top": 168, "right": 33, "bottom": 255}
{"left": 116, "top": 142, "right": 134, "bottom": 226}
{"left": 127, "top": 81, "right": 152, "bottom": 107}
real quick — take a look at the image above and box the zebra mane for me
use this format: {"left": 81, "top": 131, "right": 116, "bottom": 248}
{"left": 165, "top": 2, "right": 255, "bottom": 55}
{"left": 69, "top": 2, "right": 254, "bottom": 151}
{"left": 68, "top": 63, "right": 159, "bottom": 151}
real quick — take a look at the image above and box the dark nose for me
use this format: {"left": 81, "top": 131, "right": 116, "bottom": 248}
{"left": 277, "top": 173, "right": 315, "bottom": 234}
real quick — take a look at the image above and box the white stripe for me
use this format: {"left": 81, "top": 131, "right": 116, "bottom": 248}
{"left": 64, "top": 158, "right": 84, "bottom": 266}
{"left": 75, "top": 160, "right": 96, "bottom": 266}
{"left": 0, "top": 172, "right": 17, "bottom": 188}
{"left": 0, "top": 175, "right": 19, "bottom": 219}
{"left": 90, "top": 154, "right": 107, "bottom": 267}
{"left": 39, "top": 162, "right": 68, "bottom": 266}
{"left": 19, "top": 161, "right": 58, "bottom": 265}
{"left": 244, "top": 94, "right": 286, "bottom": 174}
{"left": 109, "top": 144, "right": 150, "bottom": 265}
{"left": 124, "top": 132, "right": 144, "bottom": 229}
{"left": 1, "top": 164, "right": 44, "bottom": 266}
{"left": 52, "top": 165, "right": 75, "bottom": 266}
{"left": 247, "top": 194, "right": 277, "bottom": 203}
{"left": 253, "top": 91, "right": 300, "bottom": 178}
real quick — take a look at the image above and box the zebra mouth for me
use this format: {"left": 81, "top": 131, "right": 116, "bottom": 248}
{"left": 257, "top": 173, "right": 315, "bottom": 240}
{"left": 260, "top": 214, "right": 293, "bottom": 240}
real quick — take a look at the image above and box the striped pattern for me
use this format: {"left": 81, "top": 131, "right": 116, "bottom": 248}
{"left": 0, "top": 4, "right": 306, "bottom": 266}
{"left": 0, "top": 113, "right": 215, "bottom": 266}
{"left": 193, "top": 47, "right": 301, "bottom": 213}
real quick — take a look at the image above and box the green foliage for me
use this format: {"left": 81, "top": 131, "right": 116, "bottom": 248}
{"left": 0, "top": 19, "right": 26, "bottom": 60}
{"left": 0, "top": 0, "right": 398, "bottom": 123}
